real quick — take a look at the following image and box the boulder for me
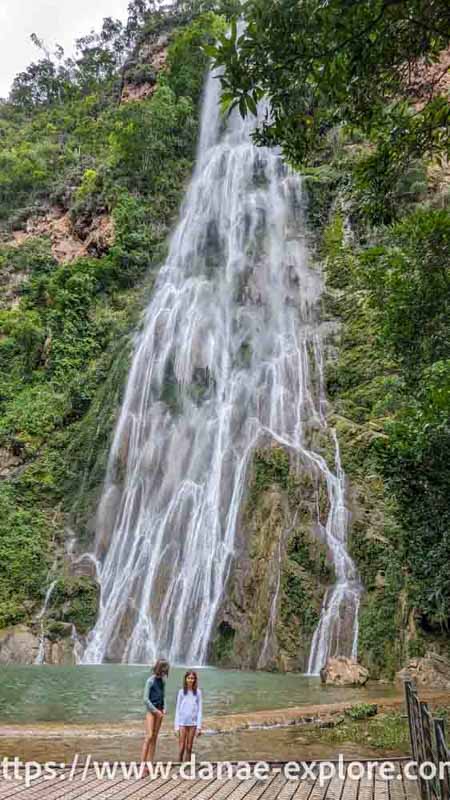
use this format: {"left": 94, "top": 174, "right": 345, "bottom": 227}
{"left": 320, "top": 656, "right": 370, "bottom": 686}
{"left": 396, "top": 652, "right": 450, "bottom": 690}
{"left": 0, "top": 625, "right": 40, "bottom": 664}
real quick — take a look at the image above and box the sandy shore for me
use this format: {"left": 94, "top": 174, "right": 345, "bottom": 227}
{"left": 1, "top": 690, "right": 448, "bottom": 762}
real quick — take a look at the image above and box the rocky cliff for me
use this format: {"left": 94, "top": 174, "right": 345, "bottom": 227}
{"left": 210, "top": 445, "right": 336, "bottom": 672}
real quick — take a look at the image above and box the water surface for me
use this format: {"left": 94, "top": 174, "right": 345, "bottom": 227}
{"left": 0, "top": 665, "right": 397, "bottom": 724}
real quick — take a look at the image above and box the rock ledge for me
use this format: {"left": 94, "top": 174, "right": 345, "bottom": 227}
{"left": 396, "top": 652, "right": 450, "bottom": 690}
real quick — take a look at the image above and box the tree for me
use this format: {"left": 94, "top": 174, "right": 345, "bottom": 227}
{"left": 210, "top": 0, "right": 450, "bottom": 167}
{"left": 9, "top": 58, "right": 69, "bottom": 108}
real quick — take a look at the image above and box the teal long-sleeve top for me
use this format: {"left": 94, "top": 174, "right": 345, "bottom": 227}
{"left": 143, "top": 675, "right": 165, "bottom": 713}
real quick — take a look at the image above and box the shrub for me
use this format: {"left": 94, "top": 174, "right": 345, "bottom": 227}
{"left": 345, "top": 703, "right": 378, "bottom": 721}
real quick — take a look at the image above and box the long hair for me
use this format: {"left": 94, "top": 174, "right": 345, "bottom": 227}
{"left": 183, "top": 670, "right": 198, "bottom": 695}
{"left": 153, "top": 659, "right": 170, "bottom": 678}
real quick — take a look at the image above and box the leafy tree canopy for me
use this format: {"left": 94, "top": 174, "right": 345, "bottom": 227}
{"left": 211, "top": 0, "right": 450, "bottom": 167}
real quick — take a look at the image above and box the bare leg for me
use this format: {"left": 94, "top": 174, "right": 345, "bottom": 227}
{"left": 178, "top": 726, "right": 188, "bottom": 761}
{"left": 141, "top": 712, "right": 154, "bottom": 767}
{"left": 186, "top": 726, "right": 196, "bottom": 761}
{"left": 148, "top": 713, "right": 163, "bottom": 762}
{"left": 141, "top": 712, "right": 162, "bottom": 765}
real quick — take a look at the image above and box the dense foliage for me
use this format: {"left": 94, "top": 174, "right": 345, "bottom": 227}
{"left": 0, "top": 3, "right": 226, "bottom": 627}
{"left": 212, "top": 1, "right": 450, "bottom": 158}
{"left": 211, "top": 0, "right": 450, "bottom": 224}
{"left": 321, "top": 201, "right": 450, "bottom": 673}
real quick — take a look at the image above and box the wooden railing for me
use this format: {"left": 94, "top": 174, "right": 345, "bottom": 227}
{"left": 404, "top": 679, "right": 450, "bottom": 800}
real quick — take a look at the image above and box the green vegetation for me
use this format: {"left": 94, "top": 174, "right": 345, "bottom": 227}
{"left": 0, "top": 484, "right": 51, "bottom": 628}
{"left": 248, "top": 447, "right": 290, "bottom": 506}
{"left": 279, "top": 565, "right": 321, "bottom": 636}
{"left": 210, "top": 0, "right": 450, "bottom": 675}
{"left": 208, "top": 621, "right": 236, "bottom": 665}
{"left": 46, "top": 577, "right": 100, "bottom": 635}
{"left": 345, "top": 703, "right": 378, "bottom": 721}
{"left": 211, "top": 1, "right": 449, "bottom": 222}
{"left": 313, "top": 712, "right": 411, "bottom": 752}
{"left": 322, "top": 204, "right": 450, "bottom": 675}
{"left": 254, "top": 450, "right": 335, "bottom": 655}
{"left": 0, "top": 2, "right": 227, "bottom": 630}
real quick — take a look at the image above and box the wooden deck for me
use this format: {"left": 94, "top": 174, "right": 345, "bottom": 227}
{"left": 0, "top": 759, "right": 420, "bottom": 800}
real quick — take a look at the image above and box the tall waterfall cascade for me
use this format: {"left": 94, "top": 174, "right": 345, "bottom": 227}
{"left": 81, "top": 70, "right": 362, "bottom": 671}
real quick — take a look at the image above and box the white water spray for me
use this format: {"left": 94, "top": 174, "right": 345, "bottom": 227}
{"left": 34, "top": 580, "right": 57, "bottom": 665}
{"left": 82, "top": 71, "right": 362, "bottom": 670}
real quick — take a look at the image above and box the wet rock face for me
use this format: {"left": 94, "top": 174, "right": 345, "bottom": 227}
{"left": 0, "top": 623, "right": 79, "bottom": 665}
{"left": 42, "top": 635, "right": 77, "bottom": 666}
{"left": 209, "top": 445, "right": 335, "bottom": 672}
{"left": 0, "top": 625, "right": 40, "bottom": 664}
{"left": 396, "top": 652, "right": 450, "bottom": 690}
{"left": 320, "top": 656, "right": 369, "bottom": 686}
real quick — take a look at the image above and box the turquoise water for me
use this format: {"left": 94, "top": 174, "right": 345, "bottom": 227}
{"left": 0, "top": 665, "right": 398, "bottom": 724}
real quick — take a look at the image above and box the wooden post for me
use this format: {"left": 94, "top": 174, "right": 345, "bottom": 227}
{"left": 435, "top": 718, "right": 450, "bottom": 800}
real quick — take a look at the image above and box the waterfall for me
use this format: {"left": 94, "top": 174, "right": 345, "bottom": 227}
{"left": 81, "top": 70, "right": 362, "bottom": 669}
{"left": 34, "top": 580, "right": 57, "bottom": 665}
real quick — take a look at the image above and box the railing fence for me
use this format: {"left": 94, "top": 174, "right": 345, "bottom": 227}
{"left": 404, "top": 679, "right": 450, "bottom": 800}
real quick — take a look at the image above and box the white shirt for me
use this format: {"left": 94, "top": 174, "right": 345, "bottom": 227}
{"left": 174, "top": 689, "right": 202, "bottom": 729}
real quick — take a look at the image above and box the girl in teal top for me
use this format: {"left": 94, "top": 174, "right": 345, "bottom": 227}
{"left": 141, "top": 659, "right": 169, "bottom": 769}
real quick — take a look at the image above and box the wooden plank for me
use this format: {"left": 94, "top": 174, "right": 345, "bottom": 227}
{"left": 340, "top": 763, "right": 359, "bottom": 800}
{"left": 31, "top": 776, "right": 135, "bottom": 800}
{"left": 98, "top": 771, "right": 180, "bottom": 800}
{"left": 373, "top": 762, "right": 390, "bottom": 800}
{"left": 184, "top": 777, "right": 236, "bottom": 800}
{"left": 291, "top": 776, "right": 319, "bottom": 800}
{"left": 241, "top": 773, "right": 283, "bottom": 800}
{"left": 0, "top": 772, "right": 99, "bottom": 800}
{"left": 358, "top": 766, "right": 374, "bottom": 800}
{"left": 0, "top": 763, "right": 424, "bottom": 800}
{"left": 37, "top": 773, "right": 167, "bottom": 800}
{"left": 31, "top": 775, "right": 130, "bottom": 800}
{"left": 118, "top": 775, "right": 216, "bottom": 800}
{"left": 326, "top": 771, "right": 347, "bottom": 800}
{"left": 99, "top": 776, "right": 178, "bottom": 800}
{"left": 221, "top": 777, "right": 259, "bottom": 800}
{"left": 258, "top": 773, "right": 287, "bottom": 800}
{"left": 388, "top": 762, "right": 407, "bottom": 800}
{"left": 309, "top": 775, "right": 333, "bottom": 800}
{"left": 0, "top": 777, "right": 49, "bottom": 799}
{"left": 206, "top": 777, "right": 253, "bottom": 800}
{"left": 0, "top": 770, "right": 87, "bottom": 799}
{"left": 400, "top": 762, "right": 421, "bottom": 800}
{"left": 276, "top": 775, "right": 303, "bottom": 800}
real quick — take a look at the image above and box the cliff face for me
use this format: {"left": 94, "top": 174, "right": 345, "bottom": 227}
{"left": 210, "top": 446, "right": 335, "bottom": 672}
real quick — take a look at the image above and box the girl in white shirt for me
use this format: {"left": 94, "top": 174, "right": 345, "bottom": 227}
{"left": 174, "top": 670, "right": 202, "bottom": 761}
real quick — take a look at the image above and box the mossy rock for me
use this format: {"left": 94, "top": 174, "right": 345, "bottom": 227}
{"left": 45, "top": 620, "right": 73, "bottom": 641}
{"left": 47, "top": 576, "right": 99, "bottom": 635}
{"left": 208, "top": 621, "right": 236, "bottom": 666}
